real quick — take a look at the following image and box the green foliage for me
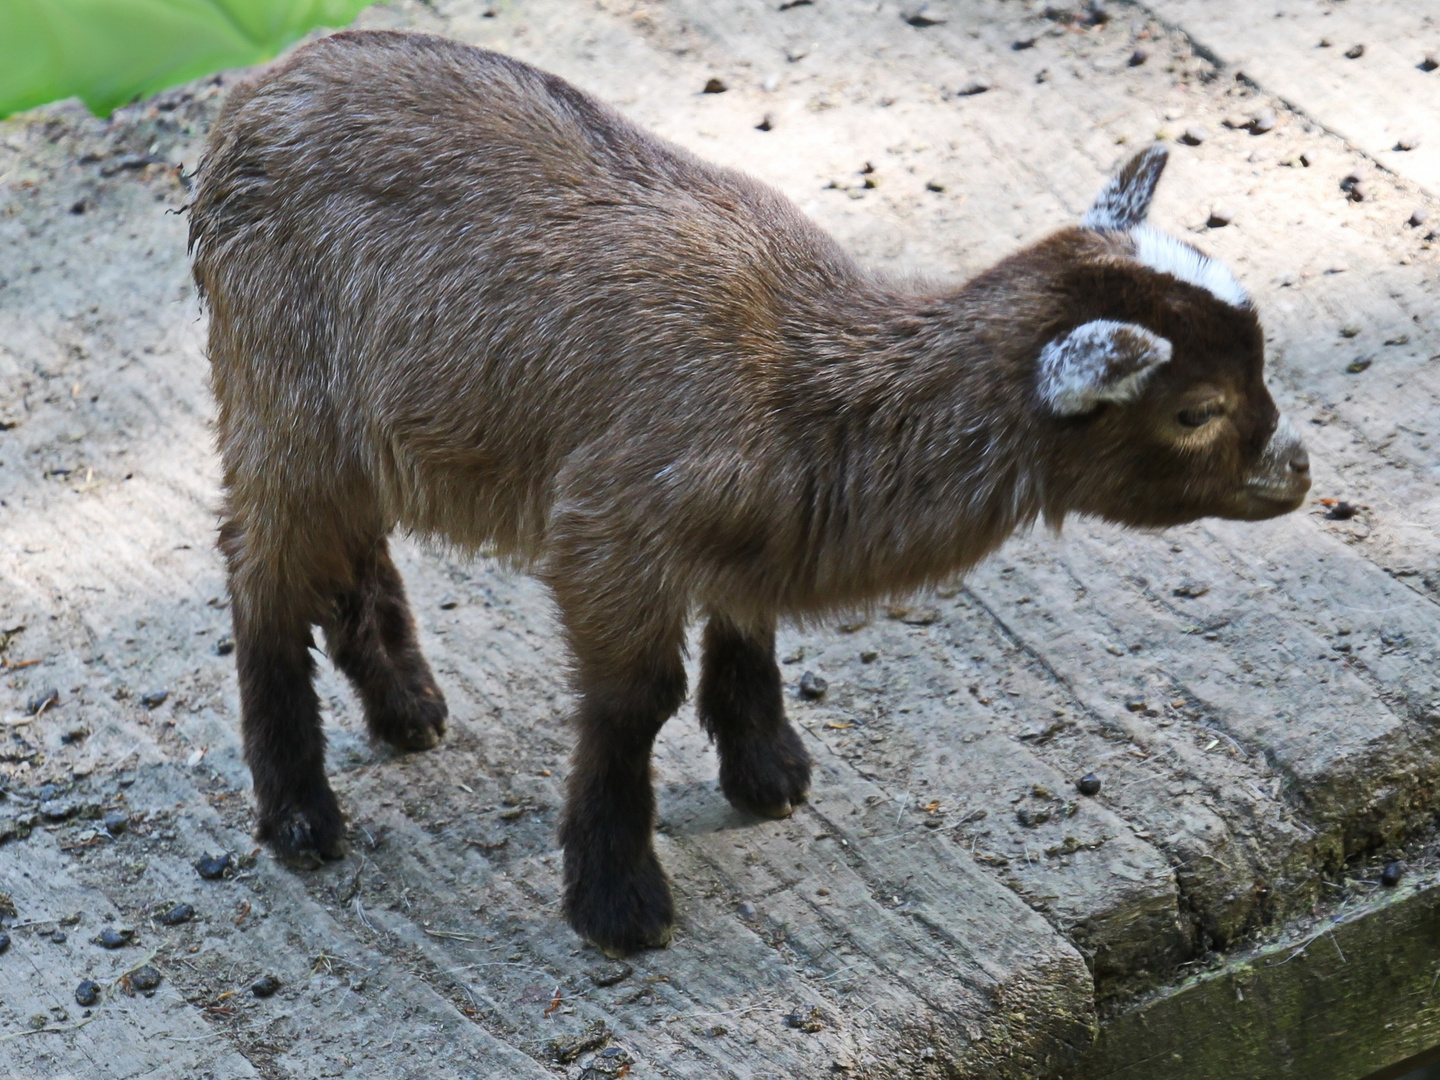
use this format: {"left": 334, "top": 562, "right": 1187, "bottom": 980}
{"left": 0, "top": 0, "right": 374, "bottom": 118}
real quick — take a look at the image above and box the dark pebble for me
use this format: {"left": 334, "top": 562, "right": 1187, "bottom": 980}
{"left": 157, "top": 902, "right": 195, "bottom": 926}
{"left": 1250, "top": 108, "right": 1277, "bottom": 134}
{"left": 214, "top": 637, "right": 234, "bottom": 656}
{"left": 1422, "top": 54, "right": 1439, "bottom": 72}
{"left": 1327, "top": 501, "right": 1358, "bottom": 520}
{"left": 103, "top": 811, "right": 129, "bottom": 834}
{"left": 1124, "top": 698, "right": 1148, "bottom": 713}
{"left": 251, "top": 974, "right": 282, "bottom": 997}
{"left": 129, "top": 965, "right": 162, "bottom": 992}
{"left": 1348, "top": 181, "right": 1369, "bottom": 202}
{"left": 1077, "top": 773, "right": 1103, "bottom": 796}
{"left": 1206, "top": 208, "right": 1232, "bottom": 228}
{"left": 860, "top": 649, "right": 879, "bottom": 662}
{"left": 60, "top": 727, "right": 89, "bottom": 745}
{"left": 139, "top": 689, "right": 168, "bottom": 709}
{"left": 1343, "top": 44, "right": 1365, "bottom": 59}
{"left": 588, "top": 960, "right": 634, "bottom": 987}
{"left": 798, "top": 671, "right": 828, "bottom": 699}
{"left": 0, "top": 931, "right": 10, "bottom": 954}
{"left": 1128, "top": 48, "right": 1148, "bottom": 67}
{"left": 69, "top": 199, "right": 87, "bottom": 215}
{"left": 957, "top": 81, "right": 990, "bottom": 97}
{"left": 1182, "top": 125, "right": 1208, "bottom": 146}
{"left": 96, "top": 928, "right": 133, "bottom": 949}
{"left": 756, "top": 113, "right": 774, "bottom": 132}
{"left": 702, "top": 77, "right": 727, "bottom": 94}
{"left": 40, "top": 799, "right": 76, "bottom": 822}
{"left": 50, "top": 930, "right": 67, "bottom": 944}
{"left": 75, "top": 980, "right": 102, "bottom": 1007}
{"left": 1381, "top": 861, "right": 1404, "bottom": 887}
{"left": 438, "top": 598, "right": 459, "bottom": 610}
{"left": 903, "top": 5, "right": 946, "bottom": 27}
{"left": 1173, "top": 582, "right": 1210, "bottom": 598}
{"left": 1411, "top": 207, "right": 1431, "bottom": 228}
{"left": 1012, "top": 37, "right": 1037, "bottom": 51}
{"left": 1345, "top": 357, "right": 1371, "bottom": 374}
{"left": 25, "top": 688, "right": 59, "bottom": 716}
{"left": 194, "top": 852, "right": 233, "bottom": 880}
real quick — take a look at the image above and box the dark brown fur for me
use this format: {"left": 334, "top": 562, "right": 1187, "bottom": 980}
{"left": 189, "top": 31, "right": 1308, "bottom": 953}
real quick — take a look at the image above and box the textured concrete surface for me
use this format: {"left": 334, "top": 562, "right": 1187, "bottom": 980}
{"left": 2, "top": 1, "right": 1439, "bottom": 1077}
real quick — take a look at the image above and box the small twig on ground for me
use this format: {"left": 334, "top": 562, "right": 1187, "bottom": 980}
{"left": 423, "top": 927, "right": 482, "bottom": 942}
{"left": 0, "top": 1015, "right": 100, "bottom": 1042}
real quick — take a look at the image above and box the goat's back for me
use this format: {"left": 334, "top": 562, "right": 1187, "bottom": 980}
{"left": 191, "top": 31, "right": 860, "bottom": 554}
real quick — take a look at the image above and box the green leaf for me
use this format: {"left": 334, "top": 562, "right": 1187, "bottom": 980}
{"left": 0, "top": 0, "right": 375, "bottom": 118}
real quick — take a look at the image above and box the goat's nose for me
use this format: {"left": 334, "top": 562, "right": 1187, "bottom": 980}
{"left": 1289, "top": 445, "right": 1310, "bottom": 475}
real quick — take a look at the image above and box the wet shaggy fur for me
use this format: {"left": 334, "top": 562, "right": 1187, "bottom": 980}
{"left": 189, "top": 30, "right": 1308, "bottom": 954}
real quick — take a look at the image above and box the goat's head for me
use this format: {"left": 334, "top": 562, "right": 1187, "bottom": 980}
{"left": 1028, "top": 144, "right": 1309, "bottom": 526}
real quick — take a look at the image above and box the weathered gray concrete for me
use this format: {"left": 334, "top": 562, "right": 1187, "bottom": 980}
{"left": 2, "top": 1, "right": 1439, "bottom": 1077}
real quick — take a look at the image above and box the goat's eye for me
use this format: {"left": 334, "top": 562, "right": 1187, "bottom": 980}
{"left": 1177, "top": 402, "right": 1225, "bottom": 428}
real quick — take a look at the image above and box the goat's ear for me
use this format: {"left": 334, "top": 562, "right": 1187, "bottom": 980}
{"left": 1081, "top": 144, "right": 1168, "bottom": 230}
{"left": 1037, "top": 319, "right": 1173, "bottom": 416}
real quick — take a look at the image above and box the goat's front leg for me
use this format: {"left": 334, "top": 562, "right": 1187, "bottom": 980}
{"left": 698, "top": 615, "right": 812, "bottom": 818}
{"left": 558, "top": 640, "right": 687, "bottom": 956}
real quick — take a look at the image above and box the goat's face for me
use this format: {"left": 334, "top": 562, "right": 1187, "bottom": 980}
{"left": 1032, "top": 145, "right": 1310, "bottom": 528}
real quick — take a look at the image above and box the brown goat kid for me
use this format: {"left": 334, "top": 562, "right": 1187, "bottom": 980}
{"left": 190, "top": 31, "right": 1310, "bottom": 955}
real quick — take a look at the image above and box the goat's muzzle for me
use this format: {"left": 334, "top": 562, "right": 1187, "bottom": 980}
{"left": 1234, "top": 414, "right": 1310, "bottom": 519}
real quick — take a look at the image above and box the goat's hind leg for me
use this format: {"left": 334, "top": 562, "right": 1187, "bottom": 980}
{"left": 221, "top": 514, "right": 346, "bottom": 867}
{"left": 323, "top": 538, "right": 448, "bottom": 752}
{"left": 698, "top": 615, "right": 812, "bottom": 818}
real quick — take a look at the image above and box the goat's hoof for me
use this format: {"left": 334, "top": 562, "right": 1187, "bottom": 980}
{"left": 719, "top": 723, "right": 813, "bottom": 820}
{"left": 564, "top": 850, "right": 675, "bottom": 956}
{"left": 257, "top": 788, "right": 347, "bottom": 868}
{"left": 370, "top": 689, "right": 448, "bottom": 752}
{"left": 735, "top": 795, "right": 799, "bottom": 820}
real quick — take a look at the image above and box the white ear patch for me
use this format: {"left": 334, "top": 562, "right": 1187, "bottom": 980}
{"left": 1131, "top": 226, "right": 1250, "bottom": 310}
{"left": 1038, "top": 320, "right": 1173, "bottom": 416}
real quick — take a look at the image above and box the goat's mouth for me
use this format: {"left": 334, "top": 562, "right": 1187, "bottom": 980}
{"left": 1229, "top": 478, "right": 1310, "bottom": 520}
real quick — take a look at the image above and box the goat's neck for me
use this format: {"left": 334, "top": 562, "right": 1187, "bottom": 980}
{"left": 781, "top": 281, "right": 1048, "bottom": 601}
